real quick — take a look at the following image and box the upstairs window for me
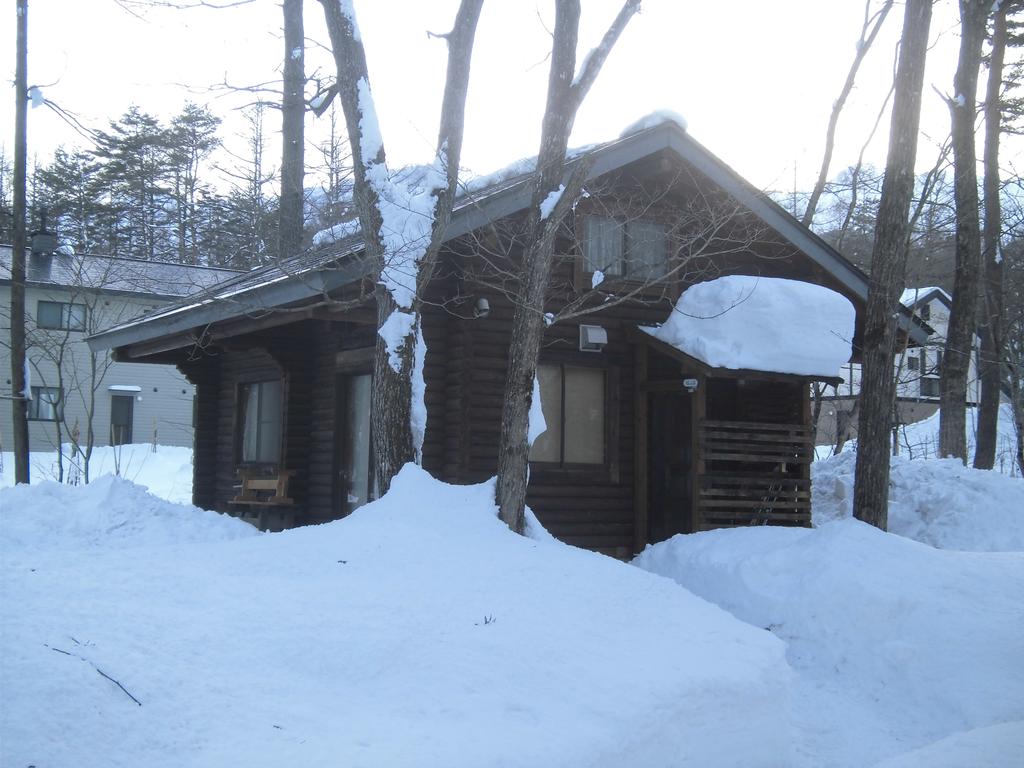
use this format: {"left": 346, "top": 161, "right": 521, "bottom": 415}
{"left": 238, "top": 379, "right": 283, "bottom": 464}
{"left": 530, "top": 364, "right": 606, "bottom": 466}
{"left": 37, "top": 300, "right": 86, "bottom": 331}
{"left": 907, "top": 355, "right": 920, "bottom": 372}
{"left": 28, "top": 386, "right": 62, "bottom": 421}
{"left": 919, "top": 303, "right": 931, "bottom": 322}
{"left": 582, "top": 216, "right": 668, "bottom": 281}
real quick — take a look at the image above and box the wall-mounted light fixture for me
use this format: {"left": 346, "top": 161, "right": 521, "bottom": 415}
{"left": 579, "top": 324, "right": 608, "bottom": 352}
{"left": 682, "top": 377, "right": 699, "bottom": 393}
{"left": 474, "top": 297, "right": 491, "bottom": 319}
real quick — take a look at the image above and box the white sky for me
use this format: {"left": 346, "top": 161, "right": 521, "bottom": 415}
{"left": 1, "top": 0, "right": 1017, "bottom": 198}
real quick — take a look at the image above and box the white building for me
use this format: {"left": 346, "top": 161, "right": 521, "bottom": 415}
{"left": 819, "top": 286, "right": 981, "bottom": 447}
{"left": 1, "top": 245, "right": 237, "bottom": 453}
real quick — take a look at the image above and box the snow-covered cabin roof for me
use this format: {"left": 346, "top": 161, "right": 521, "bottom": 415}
{"left": 900, "top": 286, "right": 951, "bottom": 309}
{"left": 640, "top": 276, "right": 856, "bottom": 379}
{"left": 89, "top": 116, "right": 928, "bottom": 355}
{"left": 0, "top": 245, "right": 240, "bottom": 300}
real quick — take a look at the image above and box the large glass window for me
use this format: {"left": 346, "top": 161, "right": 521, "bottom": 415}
{"left": 582, "top": 216, "right": 668, "bottom": 281}
{"left": 530, "top": 364, "right": 605, "bottom": 465}
{"left": 37, "top": 300, "right": 86, "bottom": 331}
{"left": 28, "top": 386, "right": 62, "bottom": 421}
{"left": 239, "top": 380, "right": 283, "bottom": 463}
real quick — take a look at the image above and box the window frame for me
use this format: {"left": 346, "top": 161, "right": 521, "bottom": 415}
{"left": 28, "top": 386, "right": 62, "bottom": 421}
{"left": 37, "top": 300, "right": 87, "bottom": 332}
{"left": 579, "top": 214, "right": 671, "bottom": 286}
{"left": 236, "top": 378, "right": 285, "bottom": 466}
{"left": 529, "top": 358, "right": 619, "bottom": 479}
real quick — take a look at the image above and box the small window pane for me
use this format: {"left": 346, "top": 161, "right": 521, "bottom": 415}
{"left": 564, "top": 367, "right": 604, "bottom": 464}
{"left": 241, "top": 384, "right": 260, "bottom": 461}
{"left": 257, "top": 380, "right": 283, "bottom": 463}
{"left": 65, "top": 303, "right": 87, "bottom": 331}
{"left": 29, "top": 386, "right": 61, "bottom": 420}
{"left": 583, "top": 216, "right": 624, "bottom": 276}
{"left": 530, "top": 365, "right": 563, "bottom": 462}
{"left": 628, "top": 221, "right": 668, "bottom": 279}
{"left": 907, "top": 355, "right": 919, "bottom": 372}
{"left": 37, "top": 301, "right": 63, "bottom": 329}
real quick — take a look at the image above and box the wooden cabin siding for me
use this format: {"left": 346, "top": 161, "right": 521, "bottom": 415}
{"left": 306, "top": 324, "right": 342, "bottom": 524}
{"left": 180, "top": 359, "right": 220, "bottom": 511}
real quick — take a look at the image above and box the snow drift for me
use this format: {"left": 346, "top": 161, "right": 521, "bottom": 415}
{"left": 813, "top": 450, "right": 1024, "bottom": 551}
{"left": 1, "top": 465, "right": 790, "bottom": 768}
{"left": 634, "top": 520, "right": 1024, "bottom": 767}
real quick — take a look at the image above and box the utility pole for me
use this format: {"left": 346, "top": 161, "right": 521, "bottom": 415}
{"left": 10, "top": 0, "right": 30, "bottom": 483}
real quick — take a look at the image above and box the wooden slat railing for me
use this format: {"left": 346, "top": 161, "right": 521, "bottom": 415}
{"left": 697, "top": 419, "right": 812, "bottom": 530}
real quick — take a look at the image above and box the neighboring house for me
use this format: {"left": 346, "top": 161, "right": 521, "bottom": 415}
{"left": 1, "top": 246, "right": 239, "bottom": 455}
{"left": 819, "top": 286, "right": 980, "bottom": 447}
{"left": 90, "top": 118, "right": 925, "bottom": 557}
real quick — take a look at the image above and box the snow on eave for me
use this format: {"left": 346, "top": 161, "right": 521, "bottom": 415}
{"left": 640, "top": 276, "right": 856, "bottom": 380}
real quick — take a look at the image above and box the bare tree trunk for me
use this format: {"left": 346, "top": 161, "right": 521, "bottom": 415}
{"left": 320, "top": 0, "right": 484, "bottom": 494}
{"left": 802, "top": 0, "right": 894, "bottom": 227}
{"left": 835, "top": 397, "right": 859, "bottom": 455}
{"left": 853, "top": 0, "right": 932, "bottom": 530}
{"left": 495, "top": 0, "right": 640, "bottom": 534}
{"left": 974, "top": 2, "right": 1007, "bottom": 469}
{"left": 10, "top": 0, "right": 30, "bottom": 484}
{"left": 939, "top": 0, "right": 989, "bottom": 462}
{"left": 279, "top": 0, "right": 305, "bottom": 260}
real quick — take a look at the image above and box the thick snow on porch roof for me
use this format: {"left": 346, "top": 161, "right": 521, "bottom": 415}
{"left": 641, "top": 276, "right": 856, "bottom": 379}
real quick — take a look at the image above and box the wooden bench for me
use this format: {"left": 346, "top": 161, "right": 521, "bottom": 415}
{"left": 229, "top": 468, "right": 297, "bottom": 531}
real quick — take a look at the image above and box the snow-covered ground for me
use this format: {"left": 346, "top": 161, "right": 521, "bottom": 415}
{"left": 2, "top": 436, "right": 1022, "bottom": 765}
{"left": 1, "top": 443, "right": 194, "bottom": 504}
{"left": 818, "top": 403, "right": 1021, "bottom": 476}
{"left": 2, "top": 465, "right": 791, "bottom": 767}
{"left": 635, "top": 519, "right": 1024, "bottom": 767}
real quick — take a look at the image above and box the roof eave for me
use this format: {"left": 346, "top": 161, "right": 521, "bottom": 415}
{"left": 88, "top": 258, "right": 367, "bottom": 352}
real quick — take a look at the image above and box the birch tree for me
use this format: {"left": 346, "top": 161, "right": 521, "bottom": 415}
{"left": 319, "top": 0, "right": 484, "bottom": 493}
{"left": 852, "top": 0, "right": 933, "bottom": 530}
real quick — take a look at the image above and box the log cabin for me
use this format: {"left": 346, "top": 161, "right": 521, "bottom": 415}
{"left": 89, "top": 117, "right": 927, "bottom": 558}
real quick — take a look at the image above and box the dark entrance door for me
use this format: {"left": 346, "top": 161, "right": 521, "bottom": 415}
{"left": 647, "top": 391, "right": 693, "bottom": 543}
{"left": 111, "top": 395, "right": 134, "bottom": 445}
{"left": 335, "top": 372, "right": 372, "bottom": 516}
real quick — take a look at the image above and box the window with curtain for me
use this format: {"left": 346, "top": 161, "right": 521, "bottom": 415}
{"left": 582, "top": 215, "right": 668, "bottom": 281}
{"left": 530, "top": 364, "right": 605, "bottom": 466}
{"left": 238, "top": 379, "right": 283, "bottom": 463}
{"left": 28, "top": 386, "right": 62, "bottom": 421}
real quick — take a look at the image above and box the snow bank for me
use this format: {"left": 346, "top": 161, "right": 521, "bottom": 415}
{"left": 813, "top": 450, "right": 1024, "bottom": 551}
{"left": 0, "top": 475, "right": 254, "bottom": 551}
{"left": 641, "top": 276, "right": 855, "bottom": 377}
{"left": 2, "top": 465, "right": 791, "bottom": 767}
{"left": 1, "top": 443, "right": 195, "bottom": 505}
{"left": 634, "top": 520, "right": 1024, "bottom": 767}
{"left": 871, "top": 720, "right": 1024, "bottom": 768}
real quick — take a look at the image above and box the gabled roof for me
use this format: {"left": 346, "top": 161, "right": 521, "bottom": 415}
{"left": 89, "top": 119, "right": 929, "bottom": 354}
{"left": 0, "top": 246, "right": 241, "bottom": 300}
{"left": 900, "top": 286, "right": 952, "bottom": 309}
